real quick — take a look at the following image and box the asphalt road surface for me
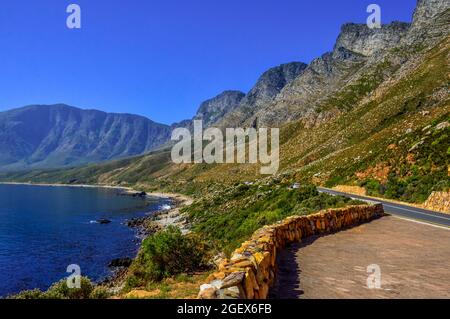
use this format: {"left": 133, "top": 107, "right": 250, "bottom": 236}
{"left": 318, "top": 187, "right": 450, "bottom": 228}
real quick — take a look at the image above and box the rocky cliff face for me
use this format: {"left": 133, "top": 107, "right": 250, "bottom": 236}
{"left": 240, "top": 1, "right": 449, "bottom": 128}
{"left": 0, "top": 104, "right": 171, "bottom": 170}
{"left": 216, "top": 0, "right": 449, "bottom": 128}
{"left": 240, "top": 62, "right": 308, "bottom": 108}
{"left": 406, "top": 0, "right": 450, "bottom": 44}
{"left": 335, "top": 22, "right": 410, "bottom": 57}
{"left": 217, "top": 62, "right": 307, "bottom": 128}
{"left": 194, "top": 90, "right": 245, "bottom": 127}
{"left": 411, "top": 0, "right": 450, "bottom": 29}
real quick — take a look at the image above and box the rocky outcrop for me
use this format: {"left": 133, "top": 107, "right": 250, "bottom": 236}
{"left": 423, "top": 191, "right": 450, "bottom": 213}
{"left": 198, "top": 204, "right": 384, "bottom": 299}
{"left": 411, "top": 0, "right": 450, "bottom": 30}
{"left": 332, "top": 185, "right": 367, "bottom": 196}
{"left": 171, "top": 90, "right": 245, "bottom": 131}
{"left": 217, "top": 62, "right": 307, "bottom": 128}
{"left": 335, "top": 22, "right": 410, "bottom": 57}
{"left": 405, "top": 0, "right": 450, "bottom": 45}
{"left": 194, "top": 90, "right": 245, "bottom": 128}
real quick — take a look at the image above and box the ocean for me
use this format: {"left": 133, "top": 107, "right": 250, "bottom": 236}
{"left": 0, "top": 184, "right": 169, "bottom": 297}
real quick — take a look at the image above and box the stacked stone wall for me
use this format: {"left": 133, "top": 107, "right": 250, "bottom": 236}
{"left": 198, "top": 204, "right": 384, "bottom": 299}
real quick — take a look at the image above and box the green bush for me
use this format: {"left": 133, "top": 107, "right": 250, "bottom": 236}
{"left": 9, "top": 276, "right": 94, "bottom": 300}
{"left": 45, "top": 276, "right": 94, "bottom": 299}
{"left": 361, "top": 179, "right": 382, "bottom": 196}
{"left": 8, "top": 289, "right": 45, "bottom": 299}
{"left": 89, "top": 286, "right": 111, "bottom": 299}
{"left": 128, "top": 226, "right": 210, "bottom": 285}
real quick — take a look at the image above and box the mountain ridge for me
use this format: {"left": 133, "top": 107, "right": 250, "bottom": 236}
{"left": 0, "top": 104, "right": 172, "bottom": 170}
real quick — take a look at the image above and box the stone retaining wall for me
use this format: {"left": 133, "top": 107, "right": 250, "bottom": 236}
{"left": 198, "top": 204, "right": 384, "bottom": 299}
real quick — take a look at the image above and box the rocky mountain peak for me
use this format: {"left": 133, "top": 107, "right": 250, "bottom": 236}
{"left": 194, "top": 90, "right": 245, "bottom": 127}
{"left": 241, "top": 62, "right": 308, "bottom": 108}
{"left": 334, "top": 22, "right": 410, "bottom": 56}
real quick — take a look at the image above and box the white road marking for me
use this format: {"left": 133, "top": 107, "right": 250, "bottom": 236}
{"left": 319, "top": 188, "right": 450, "bottom": 224}
{"left": 391, "top": 215, "right": 450, "bottom": 230}
{"left": 382, "top": 204, "right": 450, "bottom": 221}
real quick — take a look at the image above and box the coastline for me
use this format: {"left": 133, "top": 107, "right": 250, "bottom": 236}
{"left": 0, "top": 181, "right": 194, "bottom": 297}
{"left": 101, "top": 191, "right": 193, "bottom": 295}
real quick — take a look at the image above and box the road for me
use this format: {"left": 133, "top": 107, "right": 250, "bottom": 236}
{"left": 318, "top": 187, "right": 450, "bottom": 228}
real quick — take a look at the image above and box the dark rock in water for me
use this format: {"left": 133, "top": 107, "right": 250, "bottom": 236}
{"left": 118, "top": 191, "right": 147, "bottom": 198}
{"left": 133, "top": 191, "right": 147, "bottom": 198}
{"left": 108, "top": 258, "right": 133, "bottom": 268}
{"left": 97, "top": 218, "right": 112, "bottom": 224}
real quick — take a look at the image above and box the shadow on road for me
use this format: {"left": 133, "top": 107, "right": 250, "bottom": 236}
{"left": 269, "top": 236, "right": 321, "bottom": 299}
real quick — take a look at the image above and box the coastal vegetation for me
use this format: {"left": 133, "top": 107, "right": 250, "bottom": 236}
{"left": 8, "top": 277, "right": 109, "bottom": 300}
{"left": 183, "top": 182, "right": 364, "bottom": 254}
{"left": 125, "top": 226, "right": 211, "bottom": 289}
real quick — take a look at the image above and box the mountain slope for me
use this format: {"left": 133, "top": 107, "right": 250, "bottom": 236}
{"left": 0, "top": 104, "right": 172, "bottom": 170}
{"left": 1, "top": 1, "right": 448, "bottom": 205}
{"left": 171, "top": 90, "right": 245, "bottom": 131}
{"left": 218, "top": 62, "right": 308, "bottom": 128}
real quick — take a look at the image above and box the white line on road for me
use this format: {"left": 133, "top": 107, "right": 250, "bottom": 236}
{"left": 391, "top": 215, "right": 450, "bottom": 230}
{"left": 383, "top": 204, "right": 450, "bottom": 221}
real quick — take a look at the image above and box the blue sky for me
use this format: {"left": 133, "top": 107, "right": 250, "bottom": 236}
{"left": 0, "top": 0, "right": 417, "bottom": 124}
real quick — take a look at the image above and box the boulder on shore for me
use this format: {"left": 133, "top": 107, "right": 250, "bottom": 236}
{"left": 109, "top": 258, "right": 133, "bottom": 268}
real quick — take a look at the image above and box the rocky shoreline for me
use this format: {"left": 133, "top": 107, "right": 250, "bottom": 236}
{"left": 101, "top": 191, "right": 193, "bottom": 294}
{"left": 0, "top": 182, "right": 194, "bottom": 297}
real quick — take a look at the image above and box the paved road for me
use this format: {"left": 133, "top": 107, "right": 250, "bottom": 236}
{"left": 318, "top": 187, "right": 450, "bottom": 228}
{"left": 270, "top": 216, "right": 450, "bottom": 299}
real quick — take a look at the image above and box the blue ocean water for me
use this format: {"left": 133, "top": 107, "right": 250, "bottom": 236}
{"left": 0, "top": 184, "right": 170, "bottom": 297}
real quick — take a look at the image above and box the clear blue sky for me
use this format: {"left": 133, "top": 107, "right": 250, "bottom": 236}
{"left": 0, "top": 0, "right": 417, "bottom": 124}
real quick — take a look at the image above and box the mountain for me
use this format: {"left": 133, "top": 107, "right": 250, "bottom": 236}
{"left": 0, "top": 104, "right": 172, "bottom": 170}
{"left": 172, "top": 90, "right": 245, "bottom": 131}
{"left": 217, "top": 62, "right": 308, "bottom": 128}
{"left": 1, "top": 0, "right": 448, "bottom": 205}
{"left": 239, "top": 21, "right": 411, "bottom": 127}
{"left": 193, "top": 90, "right": 245, "bottom": 128}
{"left": 174, "top": 62, "right": 308, "bottom": 131}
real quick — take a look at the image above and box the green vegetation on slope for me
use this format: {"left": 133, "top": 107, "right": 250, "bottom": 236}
{"left": 125, "top": 226, "right": 211, "bottom": 289}
{"left": 8, "top": 277, "right": 110, "bottom": 300}
{"left": 184, "top": 182, "right": 364, "bottom": 254}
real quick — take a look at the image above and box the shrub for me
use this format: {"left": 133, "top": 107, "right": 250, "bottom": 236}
{"left": 8, "top": 289, "right": 45, "bottom": 299}
{"left": 44, "top": 276, "right": 94, "bottom": 299}
{"left": 89, "top": 286, "right": 111, "bottom": 299}
{"left": 361, "top": 179, "right": 382, "bottom": 196}
{"left": 9, "top": 277, "right": 95, "bottom": 299}
{"left": 129, "top": 226, "right": 210, "bottom": 283}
